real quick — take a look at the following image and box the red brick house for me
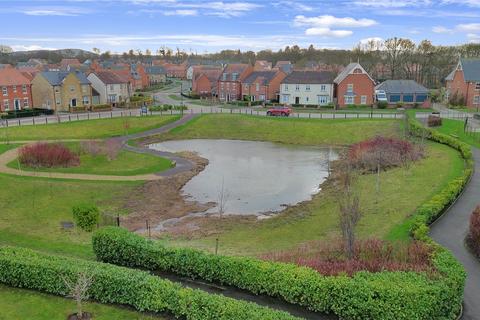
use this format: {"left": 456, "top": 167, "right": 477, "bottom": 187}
{"left": 445, "top": 59, "right": 480, "bottom": 109}
{"left": 334, "top": 62, "right": 375, "bottom": 107}
{"left": 192, "top": 68, "right": 223, "bottom": 97}
{"left": 217, "top": 64, "right": 253, "bottom": 102}
{"left": 241, "top": 70, "right": 286, "bottom": 102}
{"left": 0, "top": 66, "right": 33, "bottom": 111}
{"left": 253, "top": 60, "right": 272, "bottom": 71}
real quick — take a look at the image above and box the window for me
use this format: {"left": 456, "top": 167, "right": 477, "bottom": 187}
{"left": 108, "top": 94, "right": 116, "bottom": 103}
{"left": 13, "top": 86, "right": 17, "bottom": 93}
{"left": 403, "top": 95, "right": 414, "bottom": 103}
{"left": 82, "top": 86, "right": 88, "bottom": 93}
{"left": 110, "top": 85, "right": 114, "bottom": 91}
{"left": 22, "top": 84, "right": 27, "bottom": 94}
{"left": 320, "top": 85, "right": 326, "bottom": 92}
{"left": 345, "top": 96, "right": 354, "bottom": 104}
{"left": 284, "top": 84, "right": 288, "bottom": 91}
{"left": 2, "top": 86, "right": 6, "bottom": 96}
{"left": 56, "top": 98, "right": 61, "bottom": 105}
{"left": 295, "top": 84, "right": 300, "bottom": 91}
{"left": 347, "top": 84, "right": 353, "bottom": 92}
{"left": 416, "top": 95, "right": 427, "bottom": 103}
{"left": 476, "top": 83, "right": 480, "bottom": 90}
{"left": 23, "top": 98, "right": 29, "bottom": 108}
{"left": 259, "top": 94, "right": 265, "bottom": 101}
{"left": 360, "top": 95, "right": 367, "bottom": 105}
{"left": 3, "top": 99, "right": 9, "bottom": 110}
{"left": 474, "top": 96, "right": 480, "bottom": 104}
{"left": 306, "top": 84, "right": 310, "bottom": 91}
{"left": 256, "top": 83, "right": 260, "bottom": 91}
{"left": 318, "top": 95, "right": 329, "bottom": 105}
{"left": 55, "top": 87, "right": 60, "bottom": 93}
{"left": 389, "top": 95, "right": 401, "bottom": 103}
{"left": 70, "top": 85, "right": 75, "bottom": 92}
{"left": 83, "top": 96, "right": 90, "bottom": 105}
{"left": 353, "top": 68, "right": 362, "bottom": 74}
{"left": 282, "top": 94, "right": 289, "bottom": 103}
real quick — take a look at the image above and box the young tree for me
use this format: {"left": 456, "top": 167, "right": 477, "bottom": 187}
{"left": 337, "top": 160, "right": 361, "bottom": 259}
{"left": 217, "top": 177, "right": 229, "bottom": 218}
{"left": 62, "top": 271, "right": 94, "bottom": 320}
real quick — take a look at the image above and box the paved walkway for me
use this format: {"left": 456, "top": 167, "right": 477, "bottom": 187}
{"left": 0, "top": 115, "right": 199, "bottom": 181}
{"left": 430, "top": 148, "right": 480, "bottom": 320}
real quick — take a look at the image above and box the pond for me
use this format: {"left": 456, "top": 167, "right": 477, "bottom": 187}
{"left": 149, "top": 139, "right": 338, "bottom": 217}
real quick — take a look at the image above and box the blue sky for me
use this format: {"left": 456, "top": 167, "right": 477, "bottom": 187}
{"left": 1, "top": 0, "right": 479, "bottom": 53}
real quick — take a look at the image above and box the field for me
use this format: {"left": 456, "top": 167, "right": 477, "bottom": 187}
{"left": 0, "top": 113, "right": 465, "bottom": 318}
{"left": 434, "top": 118, "right": 480, "bottom": 148}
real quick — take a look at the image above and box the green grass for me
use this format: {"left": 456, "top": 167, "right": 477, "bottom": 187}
{"left": 0, "top": 115, "right": 179, "bottom": 142}
{"left": 160, "top": 114, "right": 400, "bottom": 146}
{"left": 0, "top": 285, "right": 164, "bottom": 320}
{"left": 167, "top": 94, "right": 183, "bottom": 101}
{"left": 8, "top": 142, "right": 173, "bottom": 176}
{"left": 169, "top": 142, "right": 464, "bottom": 255}
{"left": 434, "top": 118, "right": 480, "bottom": 148}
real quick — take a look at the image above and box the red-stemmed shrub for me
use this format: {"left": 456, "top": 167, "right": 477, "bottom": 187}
{"left": 467, "top": 206, "right": 480, "bottom": 257}
{"left": 260, "top": 238, "right": 434, "bottom": 276}
{"left": 348, "top": 136, "right": 423, "bottom": 172}
{"left": 19, "top": 143, "right": 80, "bottom": 168}
{"left": 427, "top": 115, "right": 442, "bottom": 127}
{"left": 80, "top": 139, "right": 122, "bottom": 161}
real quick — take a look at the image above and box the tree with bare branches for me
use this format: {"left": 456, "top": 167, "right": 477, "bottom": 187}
{"left": 62, "top": 271, "right": 94, "bottom": 320}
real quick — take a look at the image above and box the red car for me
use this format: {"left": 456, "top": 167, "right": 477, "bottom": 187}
{"left": 266, "top": 106, "right": 292, "bottom": 117}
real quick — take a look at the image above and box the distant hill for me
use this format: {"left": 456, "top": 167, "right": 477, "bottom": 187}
{"left": 0, "top": 48, "right": 98, "bottom": 64}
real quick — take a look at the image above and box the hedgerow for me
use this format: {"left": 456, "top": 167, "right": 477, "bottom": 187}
{"left": 0, "top": 246, "right": 299, "bottom": 320}
{"left": 91, "top": 113, "right": 470, "bottom": 320}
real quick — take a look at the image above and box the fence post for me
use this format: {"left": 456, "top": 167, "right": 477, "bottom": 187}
{"left": 333, "top": 113, "right": 335, "bottom": 119}
{"left": 69, "top": 115, "right": 71, "bottom": 122}
{"left": 111, "top": 111, "right": 113, "bottom": 118}
{"left": 345, "top": 113, "right": 347, "bottom": 119}
{"left": 87, "top": 113, "right": 90, "bottom": 120}
{"left": 129, "top": 111, "right": 132, "bottom": 117}
{"left": 33, "top": 117, "right": 35, "bottom": 125}
{"left": 18, "top": 119, "right": 20, "bottom": 126}
{"left": 77, "top": 114, "right": 79, "bottom": 121}
{"left": 116, "top": 214, "right": 120, "bottom": 227}
{"left": 45, "top": 117, "right": 47, "bottom": 124}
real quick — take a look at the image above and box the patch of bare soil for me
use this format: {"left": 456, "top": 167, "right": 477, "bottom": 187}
{"left": 120, "top": 151, "right": 215, "bottom": 231}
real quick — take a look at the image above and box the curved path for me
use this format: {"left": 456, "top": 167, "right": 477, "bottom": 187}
{"left": 430, "top": 148, "right": 480, "bottom": 320}
{"left": 0, "top": 114, "right": 199, "bottom": 181}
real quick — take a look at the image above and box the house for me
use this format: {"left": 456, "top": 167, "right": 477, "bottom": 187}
{"left": 60, "top": 58, "right": 82, "bottom": 69}
{"left": 253, "top": 60, "right": 272, "bottom": 71}
{"left": 334, "top": 62, "right": 375, "bottom": 107}
{"left": 0, "top": 66, "right": 33, "bottom": 112}
{"left": 217, "top": 64, "right": 253, "bottom": 102}
{"left": 192, "top": 68, "right": 223, "bottom": 97}
{"left": 87, "top": 71, "right": 131, "bottom": 106}
{"left": 273, "top": 61, "right": 293, "bottom": 74}
{"left": 280, "top": 71, "right": 335, "bottom": 106}
{"left": 164, "top": 62, "right": 187, "bottom": 79}
{"left": 376, "top": 80, "right": 429, "bottom": 106}
{"left": 32, "top": 70, "right": 92, "bottom": 112}
{"left": 445, "top": 59, "right": 480, "bottom": 108}
{"left": 241, "top": 70, "right": 286, "bottom": 102}
{"left": 145, "top": 66, "right": 167, "bottom": 85}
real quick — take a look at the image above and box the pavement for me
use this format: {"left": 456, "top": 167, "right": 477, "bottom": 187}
{"left": 430, "top": 148, "right": 480, "bottom": 320}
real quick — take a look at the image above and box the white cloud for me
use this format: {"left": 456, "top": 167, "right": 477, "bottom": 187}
{"left": 163, "top": 9, "right": 197, "bottom": 16}
{"left": 294, "top": 15, "right": 377, "bottom": 28}
{"left": 11, "top": 45, "right": 58, "bottom": 51}
{"left": 22, "top": 6, "right": 92, "bottom": 16}
{"left": 272, "top": 1, "right": 313, "bottom": 12}
{"left": 441, "top": 0, "right": 480, "bottom": 7}
{"left": 305, "top": 28, "right": 352, "bottom": 37}
{"left": 351, "top": 0, "right": 431, "bottom": 8}
{"left": 359, "top": 37, "right": 384, "bottom": 44}
{"left": 432, "top": 26, "right": 454, "bottom": 34}
{"left": 457, "top": 23, "right": 480, "bottom": 33}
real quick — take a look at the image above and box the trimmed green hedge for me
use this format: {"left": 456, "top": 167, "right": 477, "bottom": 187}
{"left": 0, "top": 246, "right": 298, "bottom": 320}
{"left": 93, "top": 227, "right": 464, "bottom": 319}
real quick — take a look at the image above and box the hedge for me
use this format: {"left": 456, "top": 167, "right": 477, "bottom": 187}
{"left": 91, "top": 112, "right": 472, "bottom": 320}
{"left": 0, "top": 246, "right": 298, "bottom": 320}
{"left": 93, "top": 227, "right": 464, "bottom": 319}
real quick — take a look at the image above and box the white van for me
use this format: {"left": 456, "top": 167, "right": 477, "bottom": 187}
{"left": 375, "top": 90, "right": 388, "bottom": 103}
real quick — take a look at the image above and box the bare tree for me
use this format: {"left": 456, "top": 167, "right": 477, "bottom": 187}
{"left": 337, "top": 160, "right": 362, "bottom": 259}
{"left": 217, "top": 177, "right": 229, "bottom": 218}
{"left": 62, "top": 271, "right": 94, "bottom": 320}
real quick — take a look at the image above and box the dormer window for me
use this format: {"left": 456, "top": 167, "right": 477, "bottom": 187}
{"left": 476, "top": 82, "right": 480, "bottom": 90}
{"left": 353, "top": 68, "right": 362, "bottom": 74}
{"left": 222, "top": 73, "right": 227, "bottom": 81}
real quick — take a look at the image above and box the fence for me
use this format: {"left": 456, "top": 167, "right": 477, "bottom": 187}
{"left": 0, "top": 107, "right": 404, "bottom": 129}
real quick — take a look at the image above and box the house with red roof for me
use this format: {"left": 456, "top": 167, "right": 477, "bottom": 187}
{"left": 88, "top": 70, "right": 131, "bottom": 106}
{"left": 0, "top": 66, "right": 33, "bottom": 111}
{"left": 253, "top": 60, "right": 272, "bottom": 71}
{"left": 192, "top": 68, "right": 223, "bottom": 97}
{"left": 217, "top": 64, "right": 253, "bottom": 102}
{"left": 241, "top": 70, "right": 286, "bottom": 102}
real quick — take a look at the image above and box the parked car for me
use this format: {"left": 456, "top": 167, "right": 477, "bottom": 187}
{"left": 266, "top": 106, "right": 292, "bottom": 117}
{"left": 375, "top": 90, "right": 388, "bottom": 103}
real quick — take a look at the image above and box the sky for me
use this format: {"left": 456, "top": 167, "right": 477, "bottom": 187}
{"left": 1, "top": 0, "right": 480, "bottom": 53}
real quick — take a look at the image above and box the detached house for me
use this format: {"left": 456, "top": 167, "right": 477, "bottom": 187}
{"left": 217, "top": 64, "right": 253, "bottom": 102}
{"left": 445, "top": 59, "right": 480, "bottom": 109}
{"left": 0, "top": 66, "right": 33, "bottom": 111}
{"left": 280, "top": 71, "right": 335, "bottom": 106}
{"left": 87, "top": 71, "right": 131, "bottom": 106}
{"left": 32, "top": 70, "right": 92, "bottom": 112}
{"left": 145, "top": 66, "right": 167, "bottom": 85}
{"left": 241, "top": 70, "right": 286, "bottom": 102}
{"left": 376, "top": 80, "right": 429, "bottom": 106}
{"left": 192, "top": 68, "right": 223, "bottom": 97}
{"left": 334, "top": 63, "right": 375, "bottom": 107}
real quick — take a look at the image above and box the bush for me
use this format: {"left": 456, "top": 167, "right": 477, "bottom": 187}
{"left": 149, "top": 104, "right": 187, "bottom": 112}
{"left": 80, "top": 139, "right": 122, "bottom": 161}
{"left": 377, "top": 101, "right": 388, "bottom": 109}
{"left": 0, "top": 246, "right": 297, "bottom": 320}
{"left": 91, "top": 104, "right": 111, "bottom": 111}
{"left": 72, "top": 204, "right": 100, "bottom": 232}
{"left": 18, "top": 143, "right": 79, "bottom": 168}
{"left": 467, "top": 206, "right": 480, "bottom": 257}
{"left": 93, "top": 227, "right": 464, "bottom": 319}
{"left": 396, "top": 102, "right": 404, "bottom": 108}
{"left": 427, "top": 115, "right": 442, "bottom": 127}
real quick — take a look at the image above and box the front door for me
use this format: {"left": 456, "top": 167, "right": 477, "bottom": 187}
{"left": 71, "top": 98, "right": 77, "bottom": 108}
{"left": 14, "top": 99, "right": 21, "bottom": 111}
{"left": 295, "top": 97, "right": 300, "bottom": 104}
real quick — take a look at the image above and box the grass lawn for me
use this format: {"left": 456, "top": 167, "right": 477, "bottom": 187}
{"left": 168, "top": 142, "right": 464, "bottom": 255}
{"left": 434, "top": 118, "right": 480, "bottom": 148}
{"left": 8, "top": 142, "right": 173, "bottom": 176}
{"left": 0, "top": 115, "right": 179, "bottom": 142}
{"left": 159, "top": 114, "right": 401, "bottom": 146}
{"left": 0, "top": 285, "right": 165, "bottom": 320}
{"left": 167, "top": 94, "right": 183, "bottom": 101}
